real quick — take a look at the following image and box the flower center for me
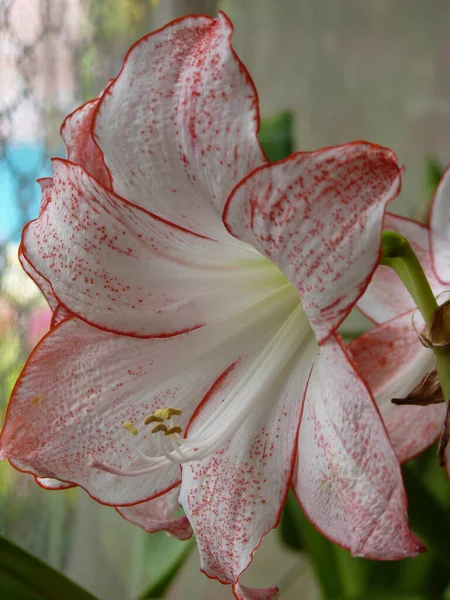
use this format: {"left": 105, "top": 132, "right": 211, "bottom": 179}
{"left": 89, "top": 248, "right": 312, "bottom": 479}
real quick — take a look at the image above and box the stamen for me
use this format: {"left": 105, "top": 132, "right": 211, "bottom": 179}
{"left": 122, "top": 421, "right": 138, "bottom": 435}
{"left": 144, "top": 415, "right": 164, "bottom": 425}
{"left": 152, "top": 423, "right": 169, "bottom": 434}
{"left": 153, "top": 407, "right": 182, "bottom": 420}
{"left": 164, "top": 426, "right": 182, "bottom": 436}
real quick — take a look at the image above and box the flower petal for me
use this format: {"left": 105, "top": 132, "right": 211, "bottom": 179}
{"left": 94, "top": 12, "right": 266, "bottom": 241}
{"left": 117, "top": 486, "right": 192, "bottom": 540}
{"left": 358, "top": 214, "right": 447, "bottom": 324}
{"left": 23, "top": 159, "right": 277, "bottom": 337}
{"left": 50, "top": 304, "right": 72, "bottom": 327}
{"left": 35, "top": 476, "right": 76, "bottom": 490}
{"left": 60, "top": 98, "right": 112, "bottom": 187}
{"left": 294, "top": 335, "right": 424, "bottom": 559}
{"left": 233, "top": 583, "right": 279, "bottom": 600}
{"left": 224, "top": 143, "right": 402, "bottom": 343}
{"left": 180, "top": 309, "right": 316, "bottom": 592}
{"left": 350, "top": 312, "right": 445, "bottom": 463}
{"left": 429, "top": 163, "right": 450, "bottom": 284}
{"left": 19, "top": 247, "right": 58, "bottom": 312}
{"left": 0, "top": 290, "right": 297, "bottom": 506}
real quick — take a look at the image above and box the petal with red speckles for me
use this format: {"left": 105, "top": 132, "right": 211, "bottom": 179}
{"left": 224, "top": 143, "right": 402, "bottom": 343}
{"left": 19, "top": 247, "right": 58, "bottom": 312}
{"left": 294, "top": 335, "right": 424, "bottom": 559}
{"left": 359, "top": 213, "right": 447, "bottom": 324}
{"left": 1, "top": 290, "right": 297, "bottom": 506}
{"left": 233, "top": 583, "right": 279, "bottom": 600}
{"left": 23, "top": 159, "right": 278, "bottom": 337}
{"left": 350, "top": 312, "right": 445, "bottom": 463}
{"left": 430, "top": 164, "right": 450, "bottom": 284}
{"left": 94, "top": 13, "right": 266, "bottom": 241}
{"left": 180, "top": 307, "right": 316, "bottom": 592}
{"left": 61, "top": 98, "right": 112, "bottom": 187}
{"left": 117, "top": 486, "right": 192, "bottom": 540}
{"left": 19, "top": 180, "right": 58, "bottom": 311}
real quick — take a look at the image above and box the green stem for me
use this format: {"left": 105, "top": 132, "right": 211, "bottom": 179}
{"left": 381, "top": 231, "right": 450, "bottom": 402}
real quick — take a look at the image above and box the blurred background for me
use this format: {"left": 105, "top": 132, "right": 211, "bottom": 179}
{"left": 1, "top": 1, "right": 450, "bottom": 599}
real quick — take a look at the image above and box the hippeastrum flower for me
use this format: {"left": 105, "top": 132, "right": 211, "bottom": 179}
{"left": 352, "top": 168, "right": 450, "bottom": 470}
{"left": 0, "top": 12, "right": 422, "bottom": 599}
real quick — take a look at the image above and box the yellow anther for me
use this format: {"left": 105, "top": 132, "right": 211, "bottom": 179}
{"left": 144, "top": 414, "right": 164, "bottom": 425}
{"left": 32, "top": 393, "right": 45, "bottom": 405}
{"left": 122, "top": 421, "right": 138, "bottom": 435}
{"left": 153, "top": 408, "right": 172, "bottom": 420}
{"left": 152, "top": 407, "right": 183, "bottom": 421}
{"left": 163, "top": 426, "right": 182, "bottom": 436}
{"left": 151, "top": 423, "right": 169, "bottom": 434}
{"left": 167, "top": 407, "right": 182, "bottom": 416}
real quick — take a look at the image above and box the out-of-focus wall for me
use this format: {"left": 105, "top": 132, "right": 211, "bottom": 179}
{"left": 223, "top": 0, "right": 450, "bottom": 218}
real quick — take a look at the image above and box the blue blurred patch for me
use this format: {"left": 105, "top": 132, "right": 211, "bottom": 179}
{"left": 0, "top": 144, "right": 54, "bottom": 244}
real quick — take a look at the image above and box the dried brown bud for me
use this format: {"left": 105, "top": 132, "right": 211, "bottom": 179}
{"left": 392, "top": 368, "right": 444, "bottom": 406}
{"left": 429, "top": 299, "right": 450, "bottom": 349}
{"left": 438, "top": 402, "right": 450, "bottom": 467}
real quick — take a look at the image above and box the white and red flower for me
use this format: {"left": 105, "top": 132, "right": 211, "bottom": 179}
{"left": 352, "top": 168, "right": 450, "bottom": 470}
{"left": 0, "top": 13, "right": 422, "bottom": 600}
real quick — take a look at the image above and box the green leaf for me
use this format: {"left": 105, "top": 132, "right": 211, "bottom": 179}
{"left": 138, "top": 538, "right": 193, "bottom": 599}
{"left": 278, "top": 492, "right": 343, "bottom": 598}
{"left": 0, "top": 536, "right": 98, "bottom": 600}
{"left": 258, "top": 111, "right": 295, "bottom": 162}
{"left": 424, "top": 156, "right": 444, "bottom": 197}
{"left": 278, "top": 490, "right": 304, "bottom": 552}
{"left": 402, "top": 462, "right": 450, "bottom": 570}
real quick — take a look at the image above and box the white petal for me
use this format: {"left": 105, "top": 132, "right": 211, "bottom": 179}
{"left": 180, "top": 308, "right": 316, "bottom": 590}
{"left": 23, "top": 159, "right": 281, "bottom": 337}
{"left": 430, "top": 163, "right": 450, "bottom": 283}
{"left": 294, "top": 335, "right": 423, "bottom": 559}
{"left": 94, "top": 13, "right": 266, "bottom": 241}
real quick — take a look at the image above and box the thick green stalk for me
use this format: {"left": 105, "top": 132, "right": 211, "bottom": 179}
{"left": 381, "top": 231, "right": 450, "bottom": 402}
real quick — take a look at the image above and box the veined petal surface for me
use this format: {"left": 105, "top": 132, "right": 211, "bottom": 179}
{"left": 61, "top": 98, "right": 112, "bottom": 187}
{"left": 180, "top": 307, "right": 316, "bottom": 595}
{"left": 117, "top": 487, "right": 192, "bottom": 540}
{"left": 350, "top": 312, "right": 445, "bottom": 463}
{"left": 430, "top": 164, "right": 450, "bottom": 283}
{"left": 224, "top": 143, "right": 401, "bottom": 342}
{"left": 19, "top": 247, "right": 58, "bottom": 312}
{"left": 294, "top": 335, "right": 423, "bottom": 559}
{"left": 0, "top": 288, "right": 298, "bottom": 505}
{"left": 23, "top": 160, "right": 279, "bottom": 337}
{"left": 359, "top": 214, "right": 447, "bottom": 324}
{"left": 94, "top": 12, "right": 266, "bottom": 241}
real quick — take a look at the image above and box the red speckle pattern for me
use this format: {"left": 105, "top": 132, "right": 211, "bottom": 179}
{"left": 24, "top": 160, "right": 272, "bottom": 337}
{"left": 94, "top": 13, "right": 266, "bottom": 242}
{"left": 224, "top": 143, "right": 402, "bottom": 343}
{"left": 359, "top": 213, "right": 448, "bottom": 324}
{"left": 350, "top": 311, "right": 446, "bottom": 463}
{"left": 180, "top": 326, "right": 316, "bottom": 589}
{"left": 117, "top": 486, "right": 192, "bottom": 540}
{"left": 294, "top": 335, "right": 423, "bottom": 559}
{"left": 61, "top": 98, "right": 112, "bottom": 187}
{"left": 1, "top": 295, "right": 295, "bottom": 505}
